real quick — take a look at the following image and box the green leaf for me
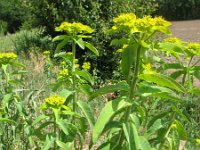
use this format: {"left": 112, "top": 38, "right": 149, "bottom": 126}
{"left": 76, "top": 70, "right": 94, "bottom": 85}
{"left": 32, "top": 114, "right": 49, "bottom": 126}
{"left": 189, "top": 88, "right": 200, "bottom": 96}
{"left": 123, "top": 122, "right": 139, "bottom": 150}
{"left": 92, "top": 98, "right": 131, "bottom": 143}
{"left": 162, "top": 63, "right": 183, "bottom": 70}
{"left": 121, "top": 44, "right": 137, "bottom": 81}
{"left": 77, "top": 101, "right": 95, "bottom": 128}
{"left": 139, "top": 73, "right": 185, "bottom": 92}
{"left": 110, "top": 38, "right": 129, "bottom": 46}
{"left": 85, "top": 41, "right": 99, "bottom": 56}
{"left": 56, "top": 140, "right": 73, "bottom": 150}
{"left": 175, "top": 120, "right": 187, "bottom": 140}
{"left": 54, "top": 52, "right": 73, "bottom": 64}
{"left": 42, "top": 135, "right": 54, "bottom": 150}
{"left": 172, "top": 106, "right": 191, "bottom": 122}
{"left": 147, "top": 112, "right": 168, "bottom": 129}
{"left": 52, "top": 35, "right": 69, "bottom": 42}
{"left": 74, "top": 38, "right": 85, "bottom": 49}
{"left": 138, "top": 136, "right": 152, "bottom": 150}
{"left": 55, "top": 39, "right": 69, "bottom": 53}
{"left": 90, "top": 81, "right": 129, "bottom": 100}
{"left": 145, "top": 119, "right": 162, "bottom": 138}
{"left": 56, "top": 119, "right": 69, "bottom": 135}
{"left": 152, "top": 26, "right": 171, "bottom": 35}
{"left": 158, "top": 42, "right": 185, "bottom": 57}
{"left": 80, "top": 84, "right": 93, "bottom": 96}
{"left": 2, "top": 93, "right": 12, "bottom": 108}
{"left": 170, "top": 70, "right": 185, "bottom": 79}
{"left": 0, "top": 118, "right": 16, "bottom": 124}
{"left": 59, "top": 89, "right": 73, "bottom": 99}
{"left": 194, "top": 68, "right": 200, "bottom": 80}
{"left": 137, "top": 83, "right": 182, "bottom": 101}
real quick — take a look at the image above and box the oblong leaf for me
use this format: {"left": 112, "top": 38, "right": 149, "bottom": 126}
{"left": 92, "top": 98, "right": 131, "bottom": 143}
{"left": 85, "top": 41, "right": 99, "bottom": 56}
{"left": 77, "top": 101, "right": 95, "bottom": 128}
{"left": 75, "top": 70, "right": 94, "bottom": 85}
{"left": 90, "top": 81, "right": 129, "bottom": 100}
{"left": 139, "top": 73, "right": 185, "bottom": 92}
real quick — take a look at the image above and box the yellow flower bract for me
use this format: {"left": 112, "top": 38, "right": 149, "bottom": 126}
{"left": 59, "top": 69, "right": 69, "bottom": 76}
{"left": 164, "top": 37, "right": 184, "bottom": 44}
{"left": 45, "top": 95, "right": 65, "bottom": 107}
{"left": 111, "top": 13, "right": 171, "bottom": 34}
{"left": 43, "top": 50, "right": 50, "bottom": 56}
{"left": 82, "top": 62, "right": 91, "bottom": 70}
{"left": 0, "top": 52, "right": 17, "bottom": 63}
{"left": 187, "top": 42, "right": 200, "bottom": 55}
{"left": 55, "top": 22, "right": 94, "bottom": 34}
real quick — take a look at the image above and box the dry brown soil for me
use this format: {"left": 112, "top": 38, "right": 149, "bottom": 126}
{"left": 171, "top": 20, "right": 200, "bottom": 42}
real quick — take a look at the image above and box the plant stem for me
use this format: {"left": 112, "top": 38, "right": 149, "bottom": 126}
{"left": 118, "top": 44, "right": 142, "bottom": 146}
{"left": 129, "top": 45, "right": 142, "bottom": 99}
{"left": 72, "top": 39, "right": 76, "bottom": 112}
{"left": 182, "top": 56, "right": 193, "bottom": 86}
{"left": 54, "top": 114, "right": 57, "bottom": 150}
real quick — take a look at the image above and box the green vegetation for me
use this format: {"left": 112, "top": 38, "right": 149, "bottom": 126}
{"left": 0, "top": 1, "right": 200, "bottom": 149}
{"left": 0, "top": 13, "right": 200, "bottom": 149}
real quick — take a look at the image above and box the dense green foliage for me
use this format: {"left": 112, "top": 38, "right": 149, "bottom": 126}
{"left": 1, "top": 13, "right": 200, "bottom": 149}
{"left": 156, "top": 0, "right": 200, "bottom": 20}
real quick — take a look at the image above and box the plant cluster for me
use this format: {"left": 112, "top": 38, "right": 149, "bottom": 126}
{"left": 0, "top": 13, "right": 200, "bottom": 150}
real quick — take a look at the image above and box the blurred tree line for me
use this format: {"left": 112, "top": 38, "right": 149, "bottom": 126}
{"left": 155, "top": 0, "right": 200, "bottom": 20}
{"left": 2, "top": 0, "right": 199, "bottom": 80}
{"left": 0, "top": 0, "right": 158, "bottom": 80}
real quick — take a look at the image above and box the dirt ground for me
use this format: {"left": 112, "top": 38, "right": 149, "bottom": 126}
{"left": 171, "top": 20, "right": 200, "bottom": 42}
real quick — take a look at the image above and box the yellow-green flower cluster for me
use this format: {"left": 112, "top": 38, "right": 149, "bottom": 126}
{"left": 43, "top": 50, "right": 50, "bottom": 56}
{"left": 60, "top": 61, "right": 66, "bottom": 66}
{"left": 59, "top": 69, "right": 69, "bottom": 76}
{"left": 111, "top": 13, "right": 171, "bottom": 35}
{"left": 196, "top": 139, "right": 200, "bottom": 145}
{"left": 170, "top": 123, "right": 177, "bottom": 129}
{"left": 45, "top": 95, "right": 65, "bottom": 107}
{"left": 164, "top": 37, "right": 184, "bottom": 44}
{"left": 0, "top": 52, "right": 17, "bottom": 64}
{"left": 142, "top": 63, "right": 156, "bottom": 74}
{"left": 82, "top": 62, "right": 91, "bottom": 70}
{"left": 55, "top": 22, "right": 93, "bottom": 34}
{"left": 111, "top": 13, "right": 137, "bottom": 33}
{"left": 186, "top": 42, "right": 200, "bottom": 56}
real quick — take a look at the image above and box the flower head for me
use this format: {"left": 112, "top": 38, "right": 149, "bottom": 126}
{"left": 60, "top": 61, "right": 66, "bottom": 66}
{"left": 113, "top": 13, "right": 137, "bottom": 24}
{"left": 82, "top": 62, "right": 91, "bottom": 70}
{"left": 164, "top": 37, "right": 184, "bottom": 44}
{"left": 43, "top": 50, "right": 50, "bottom": 56}
{"left": 59, "top": 69, "right": 69, "bottom": 76}
{"left": 111, "top": 13, "right": 138, "bottom": 33}
{"left": 196, "top": 139, "right": 200, "bottom": 145}
{"left": 55, "top": 22, "right": 94, "bottom": 34}
{"left": 142, "top": 63, "right": 156, "bottom": 74}
{"left": 110, "top": 13, "right": 171, "bottom": 35}
{"left": 186, "top": 42, "right": 200, "bottom": 56}
{"left": 0, "top": 52, "right": 17, "bottom": 64}
{"left": 45, "top": 95, "right": 65, "bottom": 107}
{"left": 171, "top": 123, "right": 177, "bottom": 129}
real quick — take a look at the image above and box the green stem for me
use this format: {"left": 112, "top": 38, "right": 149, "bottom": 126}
{"left": 191, "top": 57, "right": 200, "bottom": 67}
{"left": 182, "top": 56, "right": 193, "bottom": 86}
{"left": 72, "top": 39, "right": 76, "bottom": 112}
{"left": 54, "top": 114, "right": 57, "bottom": 150}
{"left": 129, "top": 45, "right": 142, "bottom": 99}
{"left": 118, "top": 45, "right": 142, "bottom": 146}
